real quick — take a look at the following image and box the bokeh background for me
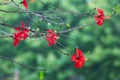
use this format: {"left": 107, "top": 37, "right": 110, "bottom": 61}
{"left": 0, "top": 0, "right": 120, "bottom": 80}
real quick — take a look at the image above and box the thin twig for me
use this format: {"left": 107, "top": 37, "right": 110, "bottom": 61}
{"left": 0, "top": 56, "right": 48, "bottom": 72}
{"left": 0, "top": 35, "right": 13, "bottom": 38}
{"left": 0, "top": 22, "right": 45, "bottom": 36}
{"left": 58, "top": 22, "right": 95, "bottom": 34}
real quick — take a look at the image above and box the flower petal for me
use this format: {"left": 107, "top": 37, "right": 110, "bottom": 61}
{"left": 13, "top": 38, "right": 20, "bottom": 47}
{"left": 97, "top": 9, "right": 104, "bottom": 16}
{"left": 74, "top": 61, "right": 83, "bottom": 68}
{"left": 71, "top": 54, "right": 79, "bottom": 63}
{"left": 21, "top": 22, "right": 25, "bottom": 28}
{"left": 21, "top": 0, "right": 28, "bottom": 10}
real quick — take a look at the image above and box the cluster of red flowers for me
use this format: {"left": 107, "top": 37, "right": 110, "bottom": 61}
{"left": 13, "top": 22, "right": 29, "bottom": 47}
{"left": 45, "top": 30, "right": 59, "bottom": 46}
{"left": 70, "top": 8, "right": 110, "bottom": 68}
{"left": 13, "top": 23, "right": 59, "bottom": 47}
{"left": 11, "top": 0, "right": 109, "bottom": 69}
{"left": 13, "top": 22, "right": 85, "bottom": 68}
{"left": 71, "top": 9, "right": 110, "bottom": 68}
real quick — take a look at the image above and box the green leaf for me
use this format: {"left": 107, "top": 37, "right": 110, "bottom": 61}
{"left": 115, "top": 6, "right": 119, "bottom": 13}
{"left": 40, "top": 71, "right": 44, "bottom": 80}
{"left": 88, "top": 8, "right": 96, "bottom": 16}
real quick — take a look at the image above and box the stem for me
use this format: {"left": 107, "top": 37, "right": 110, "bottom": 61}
{"left": 0, "top": 56, "right": 47, "bottom": 72}
{"left": 58, "top": 22, "right": 95, "bottom": 34}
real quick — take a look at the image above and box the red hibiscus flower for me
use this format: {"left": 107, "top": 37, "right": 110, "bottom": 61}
{"left": 94, "top": 9, "right": 105, "bottom": 26}
{"left": 94, "top": 8, "right": 110, "bottom": 26}
{"left": 20, "top": 0, "right": 28, "bottom": 10}
{"left": 71, "top": 48, "right": 88, "bottom": 68}
{"left": 45, "top": 30, "right": 59, "bottom": 46}
{"left": 13, "top": 22, "right": 29, "bottom": 47}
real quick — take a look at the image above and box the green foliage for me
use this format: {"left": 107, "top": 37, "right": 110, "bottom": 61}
{"left": 0, "top": 0, "right": 120, "bottom": 80}
{"left": 111, "top": 3, "right": 120, "bottom": 16}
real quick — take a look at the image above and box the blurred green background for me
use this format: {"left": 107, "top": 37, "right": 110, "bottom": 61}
{"left": 0, "top": 0, "right": 120, "bottom": 80}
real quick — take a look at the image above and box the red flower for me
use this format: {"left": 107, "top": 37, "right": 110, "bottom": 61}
{"left": 71, "top": 48, "right": 87, "bottom": 68}
{"left": 13, "top": 22, "right": 29, "bottom": 47}
{"left": 20, "top": 0, "right": 28, "bottom": 10}
{"left": 94, "top": 9, "right": 105, "bottom": 26}
{"left": 45, "top": 30, "right": 59, "bottom": 46}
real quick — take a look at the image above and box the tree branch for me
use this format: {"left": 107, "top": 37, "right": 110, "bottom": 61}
{"left": 0, "top": 56, "right": 48, "bottom": 72}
